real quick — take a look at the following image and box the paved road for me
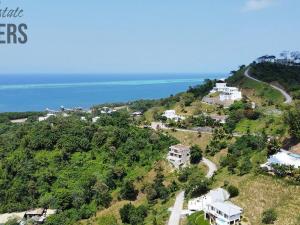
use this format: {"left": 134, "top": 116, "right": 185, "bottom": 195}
{"left": 202, "top": 157, "right": 217, "bottom": 178}
{"left": 244, "top": 68, "right": 292, "bottom": 104}
{"left": 168, "top": 191, "right": 185, "bottom": 225}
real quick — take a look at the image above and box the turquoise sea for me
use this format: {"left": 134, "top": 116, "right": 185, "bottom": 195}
{"left": 0, "top": 74, "right": 225, "bottom": 112}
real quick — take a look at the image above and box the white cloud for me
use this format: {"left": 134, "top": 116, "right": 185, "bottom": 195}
{"left": 242, "top": 0, "right": 275, "bottom": 12}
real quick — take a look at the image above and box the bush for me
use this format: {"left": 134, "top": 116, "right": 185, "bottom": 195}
{"left": 120, "top": 181, "right": 138, "bottom": 201}
{"left": 119, "top": 204, "right": 148, "bottom": 225}
{"left": 190, "top": 145, "right": 203, "bottom": 164}
{"left": 227, "top": 185, "right": 239, "bottom": 198}
{"left": 262, "top": 208, "right": 277, "bottom": 224}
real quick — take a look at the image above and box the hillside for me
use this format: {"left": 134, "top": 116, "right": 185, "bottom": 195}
{"left": 250, "top": 62, "right": 300, "bottom": 99}
{"left": 0, "top": 112, "right": 176, "bottom": 224}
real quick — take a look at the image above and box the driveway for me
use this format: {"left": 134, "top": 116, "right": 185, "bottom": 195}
{"left": 202, "top": 157, "right": 217, "bottom": 178}
{"left": 244, "top": 68, "right": 292, "bottom": 104}
{"left": 168, "top": 191, "right": 185, "bottom": 225}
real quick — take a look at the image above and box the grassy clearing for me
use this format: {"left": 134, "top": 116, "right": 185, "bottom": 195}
{"left": 165, "top": 130, "right": 212, "bottom": 150}
{"left": 213, "top": 169, "right": 300, "bottom": 225}
{"left": 240, "top": 77, "right": 284, "bottom": 105}
{"left": 184, "top": 211, "right": 209, "bottom": 225}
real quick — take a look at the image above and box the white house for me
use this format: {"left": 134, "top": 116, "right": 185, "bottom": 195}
{"left": 261, "top": 149, "right": 300, "bottom": 170}
{"left": 162, "top": 110, "right": 185, "bottom": 122}
{"left": 167, "top": 144, "right": 190, "bottom": 169}
{"left": 210, "top": 82, "right": 242, "bottom": 102}
{"left": 188, "top": 188, "right": 243, "bottom": 225}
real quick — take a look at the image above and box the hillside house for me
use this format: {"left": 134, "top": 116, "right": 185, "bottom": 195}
{"left": 261, "top": 148, "right": 300, "bottom": 170}
{"left": 167, "top": 144, "right": 190, "bottom": 169}
{"left": 188, "top": 188, "right": 243, "bottom": 225}
{"left": 162, "top": 110, "right": 185, "bottom": 122}
{"left": 210, "top": 82, "right": 242, "bottom": 102}
{"left": 210, "top": 115, "right": 228, "bottom": 124}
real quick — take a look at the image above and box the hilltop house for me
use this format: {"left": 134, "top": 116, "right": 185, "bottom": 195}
{"left": 210, "top": 82, "right": 242, "bottom": 102}
{"left": 188, "top": 188, "right": 243, "bottom": 225}
{"left": 162, "top": 110, "right": 185, "bottom": 122}
{"left": 167, "top": 144, "right": 190, "bottom": 169}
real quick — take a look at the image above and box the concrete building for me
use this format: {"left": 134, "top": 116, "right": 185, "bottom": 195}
{"left": 162, "top": 110, "right": 185, "bottom": 122}
{"left": 261, "top": 149, "right": 300, "bottom": 170}
{"left": 167, "top": 144, "right": 190, "bottom": 169}
{"left": 210, "top": 82, "right": 242, "bottom": 102}
{"left": 188, "top": 188, "right": 243, "bottom": 225}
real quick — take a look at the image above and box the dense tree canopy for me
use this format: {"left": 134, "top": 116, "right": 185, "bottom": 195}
{"left": 0, "top": 112, "right": 175, "bottom": 224}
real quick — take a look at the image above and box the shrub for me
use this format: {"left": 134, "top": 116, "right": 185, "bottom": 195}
{"left": 262, "top": 208, "right": 277, "bottom": 224}
{"left": 120, "top": 181, "right": 138, "bottom": 201}
{"left": 190, "top": 145, "right": 203, "bottom": 164}
{"left": 227, "top": 185, "right": 239, "bottom": 198}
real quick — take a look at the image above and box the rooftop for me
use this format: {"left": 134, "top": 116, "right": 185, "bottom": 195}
{"left": 210, "top": 201, "right": 243, "bottom": 217}
{"left": 170, "top": 144, "right": 190, "bottom": 152}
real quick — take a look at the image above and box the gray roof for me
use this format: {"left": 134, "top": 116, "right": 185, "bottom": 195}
{"left": 210, "top": 201, "right": 243, "bottom": 216}
{"left": 170, "top": 144, "right": 190, "bottom": 152}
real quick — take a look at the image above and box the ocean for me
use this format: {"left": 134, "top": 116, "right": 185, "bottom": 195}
{"left": 0, "top": 73, "right": 225, "bottom": 112}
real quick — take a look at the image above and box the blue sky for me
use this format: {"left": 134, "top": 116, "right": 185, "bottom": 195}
{"left": 0, "top": 0, "right": 299, "bottom": 74}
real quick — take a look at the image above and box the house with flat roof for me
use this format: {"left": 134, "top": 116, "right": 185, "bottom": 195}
{"left": 188, "top": 188, "right": 243, "bottom": 225}
{"left": 210, "top": 82, "right": 242, "bottom": 102}
{"left": 261, "top": 149, "right": 300, "bottom": 170}
{"left": 167, "top": 144, "right": 190, "bottom": 169}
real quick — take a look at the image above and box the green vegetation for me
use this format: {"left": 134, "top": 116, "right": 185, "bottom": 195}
{"left": 262, "top": 208, "right": 278, "bottom": 224}
{"left": 119, "top": 203, "right": 148, "bottom": 225}
{"left": 0, "top": 111, "right": 45, "bottom": 123}
{"left": 187, "top": 211, "right": 209, "bottom": 225}
{"left": 0, "top": 111, "right": 175, "bottom": 224}
{"left": 227, "top": 67, "right": 284, "bottom": 105}
{"left": 251, "top": 62, "right": 300, "bottom": 99}
{"left": 190, "top": 145, "right": 203, "bottom": 164}
{"left": 226, "top": 185, "right": 239, "bottom": 198}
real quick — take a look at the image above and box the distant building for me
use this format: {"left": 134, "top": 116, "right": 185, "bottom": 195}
{"left": 100, "top": 107, "right": 116, "bottom": 114}
{"left": 162, "top": 110, "right": 185, "bottom": 122}
{"left": 209, "top": 115, "right": 228, "bottom": 124}
{"left": 188, "top": 188, "right": 243, "bottom": 225}
{"left": 131, "top": 111, "right": 143, "bottom": 116}
{"left": 210, "top": 82, "right": 242, "bottom": 102}
{"left": 167, "top": 144, "right": 190, "bottom": 169}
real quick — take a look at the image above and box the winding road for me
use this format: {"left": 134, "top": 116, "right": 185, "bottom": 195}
{"left": 244, "top": 68, "right": 292, "bottom": 104}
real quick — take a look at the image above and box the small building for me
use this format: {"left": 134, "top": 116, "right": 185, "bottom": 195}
{"left": 210, "top": 82, "right": 242, "bottom": 102}
{"left": 162, "top": 110, "right": 185, "bottom": 122}
{"left": 210, "top": 115, "right": 228, "bottom": 124}
{"left": 131, "top": 111, "right": 143, "bottom": 117}
{"left": 188, "top": 188, "right": 243, "bottom": 225}
{"left": 100, "top": 107, "right": 116, "bottom": 114}
{"left": 167, "top": 144, "right": 190, "bottom": 169}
